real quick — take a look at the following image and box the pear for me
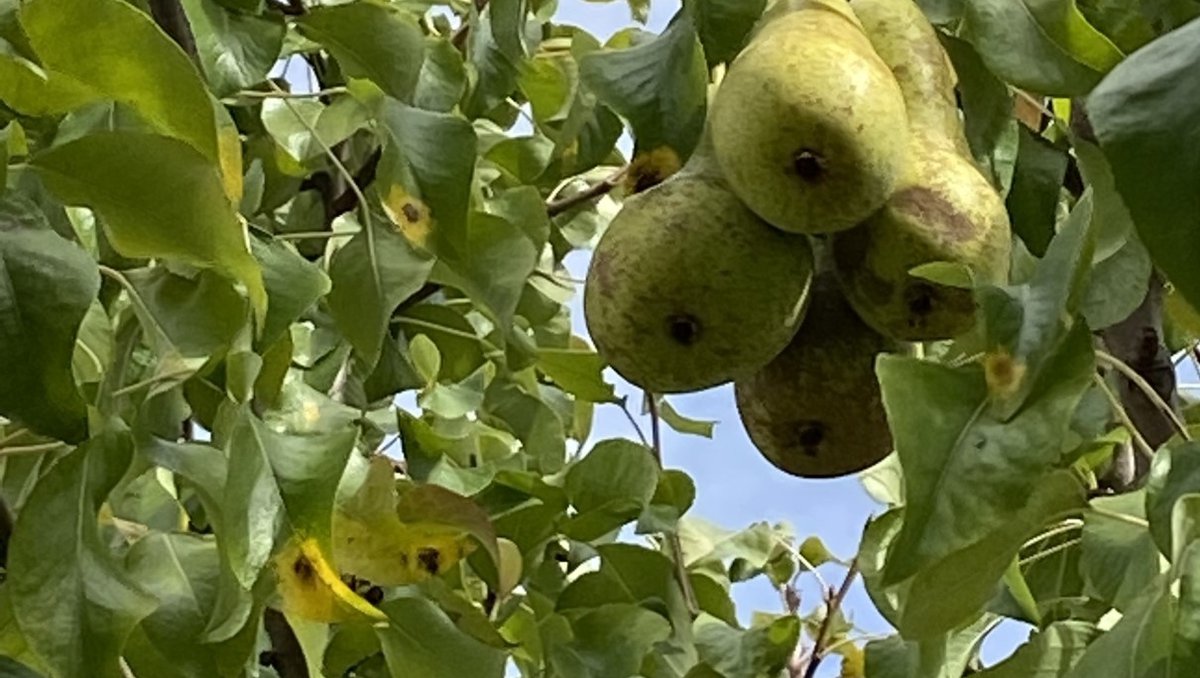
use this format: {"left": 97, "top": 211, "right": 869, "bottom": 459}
{"left": 709, "top": 1, "right": 909, "bottom": 234}
{"left": 831, "top": 138, "right": 1012, "bottom": 341}
{"left": 736, "top": 273, "right": 898, "bottom": 478}
{"left": 584, "top": 144, "right": 815, "bottom": 394}
{"left": 849, "top": 0, "right": 968, "bottom": 152}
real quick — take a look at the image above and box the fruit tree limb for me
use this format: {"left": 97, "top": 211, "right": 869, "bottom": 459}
{"left": 801, "top": 558, "right": 860, "bottom": 678}
{"left": 647, "top": 394, "right": 700, "bottom": 615}
{"left": 545, "top": 168, "right": 627, "bottom": 217}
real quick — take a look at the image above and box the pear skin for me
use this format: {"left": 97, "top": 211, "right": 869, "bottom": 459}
{"left": 584, "top": 153, "right": 815, "bottom": 394}
{"left": 831, "top": 140, "right": 1012, "bottom": 341}
{"left": 850, "top": 0, "right": 968, "bottom": 151}
{"left": 736, "top": 273, "right": 898, "bottom": 478}
{"left": 710, "top": 6, "right": 909, "bottom": 234}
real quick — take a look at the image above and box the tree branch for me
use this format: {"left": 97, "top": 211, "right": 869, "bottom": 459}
{"left": 546, "top": 169, "right": 626, "bottom": 217}
{"left": 1099, "top": 273, "right": 1179, "bottom": 491}
{"left": 262, "top": 609, "right": 308, "bottom": 678}
{"left": 647, "top": 394, "right": 699, "bottom": 616}
{"left": 148, "top": 0, "right": 200, "bottom": 65}
{"left": 802, "top": 558, "right": 859, "bottom": 678}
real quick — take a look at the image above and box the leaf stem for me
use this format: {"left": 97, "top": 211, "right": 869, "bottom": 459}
{"left": 1018, "top": 538, "right": 1082, "bottom": 568}
{"left": 0, "top": 441, "right": 67, "bottom": 456}
{"left": 110, "top": 368, "right": 197, "bottom": 399}
{"left": 545, "top": 167, "right": 627, "bottom": 217}
{"left": 1088, "top": 505, "right": 1151, "bottom": 529}
{"left": 802, "top": 558, "right": 860, "bottom": 678}
{"left": 0, "top": 428, "right": 31, "bottom": 448}
{"left": 1093, "top": 373, "right": 1157, "bottom": 460}
{"left": 267, "top": 80, "right": 381, "bottom": 303}
{"left": 646, "top": 393, "right": 699, "bottom": 616}
{"left": 616, "top": 397, "right": 649, "bottom": 446}
{"left": 1095, "top": 349, "right": 1190, "bottom": 440}
{"left": 231, "top": 87, "right": 348, "bottom": 101}
{"left": 274, "top": 230, "right": 359, "bottom": 241}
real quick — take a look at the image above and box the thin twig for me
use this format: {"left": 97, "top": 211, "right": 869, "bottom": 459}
{"left": 275, "top": 230, "right": 359, "bottom": 241}
{"left": 1094, "top": 373, "right": 1157, "bottom": 460}
{"left": 268, "top": 81, "right": 382, "bottom": 305}
{"left": 111, "top": 368, "right": 197, "bottom": 399}
{"left": 1018, "top": 538, "right": 1082, "bottom": 568}
{"left": 1095, "top": 349, "right": 1190, "bottom": 440}
{"left": 617, "top": 397, "right": 649, "bottom": 446}
{"left": 647, "top": 394, "right": 699, "bottom": 615}
{"left": 0, "top": 428, "right": 31, "bottom": 448}
{"left": 545, "top": 168, "right": 627, "bottom": 217}
{"left": 1020, "top": 519, "right": 1084, "bottom": 551}
{"left": 802, "top": 558, "right": 860, "bottom": 678}
{"left": 0, "top": 442, "right": 67, "bottom": 456}
{"left": 229, "top": 87, "right": 349, "bottom": 101}
{"left": 1089, "top": 504, "right": 1151, "bottom": 529}
{"left": 795, "top": 552, "right": 831, "bottom": 594}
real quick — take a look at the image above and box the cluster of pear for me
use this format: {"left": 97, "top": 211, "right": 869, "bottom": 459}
{"left": 584, "top": 0, "right": 1011, "bottom": 478}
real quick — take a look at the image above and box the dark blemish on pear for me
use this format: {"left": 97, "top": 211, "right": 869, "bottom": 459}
{"left": 905, "top": 282, "right": 937, "bottom": 317}
{"left": 792, "top": 149, "right": 826, "bottom": 182}
{"left": 797, "top": 421, "right": 825, "bottom": 456}
{"left": 667, "top": 314, "right": 702, "bottom": 345}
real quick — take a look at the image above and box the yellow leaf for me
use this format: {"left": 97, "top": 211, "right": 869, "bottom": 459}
{"left": 984, "top": 348, "right": 1026, "bottom": 399}
{"left": 215, "top": 104, "right": 244, "bottom": 205}
{"left": 624, "top": 146, "right": 682, "bottom": 195}
{"left": 381, "top": 184, "right": 434, "bottom": 250}
{"left": 274, "top": 536, "right": 387, "bottom": 623}
{"left": 837, "top": 643, "right": 865, "bottom": 678}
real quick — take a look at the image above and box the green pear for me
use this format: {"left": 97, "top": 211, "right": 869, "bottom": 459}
{"left": 736, "top": 273, "right": 898, "bottom": 478}
{"left": 831, "top": 138, "right": 1012, "bottom": 341}
{"left": 849, "top": 0, "right": 968, "bottom": 152}
{"left": 709, "top": 2, "right": 909, "bottom": 234}
{"left": 584, "top": 145, "right": 815, "bottom": 394}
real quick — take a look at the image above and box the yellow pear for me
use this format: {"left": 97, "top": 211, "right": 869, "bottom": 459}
{"left": 736, "top": 273, "right": 899, "bottom": 478}
{"left": 584, "top": 140, "right": 814, "bottom": 394}
{"left": 709, "top": 1, "right": 909, "bottom": 234}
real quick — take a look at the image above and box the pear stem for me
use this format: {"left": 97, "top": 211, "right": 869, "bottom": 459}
{"left": 647, "top": 393, "right": 700, "bottom": 616}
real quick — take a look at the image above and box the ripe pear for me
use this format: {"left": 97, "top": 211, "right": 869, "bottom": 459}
{"left": 850, "top": 0, "right": 968, "bottom": 152}
{"left": 831, "top": 137, "right": 1012, "bottom": 341}
{"left": 584, "top": 144, "right": 815, "bottom": 394}
{"left": 709, "top": 2, "right": 909, "bottom": 234}
{"left": 736, "top": 273, "right": 898, "bottom": 478}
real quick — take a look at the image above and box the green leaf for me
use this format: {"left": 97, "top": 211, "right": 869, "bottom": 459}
{"left": 1080, "top": 491, "right": 1162, "bottom": 612}
{"left": 974, "top": 621, "right": 1100, "bottom": 676}
{"left": 557, "top": 543, "right": 683, "bottom": 611}
{"left": 0, "top": 53, "right": 94, "bottom": 117}
{"left": 227, "top": 404, "right": 359, "bottom": 555}
{"left": 897, "top": 471, "right": 1087, "bottom": 639}
{"left": 251, "top": 234, "right": 331, "bottom": 348}
{"left": 547, "top": 604, "right": 672, "bottom": 678}
{"left": 1146, "top": 442, "right": 1200, "bottom": 558}
{"left": 1176, "top": 504, "right": 1200, "bottom": 671}
{"left": 376, "top": 597, "right": 506, "bottom": 678}
{"left": 693, "top": 613, "right": 800, "bottom": 678}
{"left": 377, "top": 101, "right": 477, "bottom": 252}
{"left": 1006, "top": 128, "right": 1069, "bottom": 257}
{"left": 941, "top": 34, "right": 1018, "bottom": 189}
{"left": 637, "top": 469, "right": 697, "bottom": 533}
{"left": 297, "top": 3, "right": 425, "bottom": 102}
{"left": 686, "top": 0, "right": 768, "bottom": 67}
{"left": 32, "top": 132, "right": 267, "bottom": 323}
{"left": 580, "top": 11, "right": 708, "bottom": 157}
{"left": 7, "top": 425, "right": 158, "bottom": 678}
{"left": 877, "top": 322, "right": 1094, "bottom": 585}
{"left": 657, "top": 398, "right": 716, "bottom": 438}
{"left": 463, "top": 2, "right": 523, "bottom": 117}
{"left": 22, "top": 0, "right": 219, "bottom": 161}
{"left": 431, "top": 212, "right": 539, "bottom": 328}
{"left": 483, "top": 381, "right": 568, "bottom": 474}
{"left": 0, "top": 195, "right": 99, "bottom": 442}
{"left": 181, "top": 0, "right": 284, "bottom": 97}
{"left": 326, "top": 225, "right": 435, "bottom": 369}
{"left": 564, "top": 439, "right": 660, "bottom": 539}
{"left": 124, "top": 266, "right": 248, "bottom": 361}
{"left": 1065, "top": 578, "right": 1175, "bottom": 678}
{"left": 864, "top": 616, "right": 994, "bottom": 678}
{"left": 960, "top": 0, "right": 1124, "bottom": 96}
{"left": 1087, "top": 18, "right": 1200, "bottom": 314}
{"left": 536, "top": 347, "right": 617, "bottom": 402}
{"left": 1081, "top": 231, "right": 1151, "bottom": 330}
{"left": 122, "top": 534, "right": 228, "bottom": 678}
{"left": 414, "top": 36, "right": 467, "bottom": 112}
